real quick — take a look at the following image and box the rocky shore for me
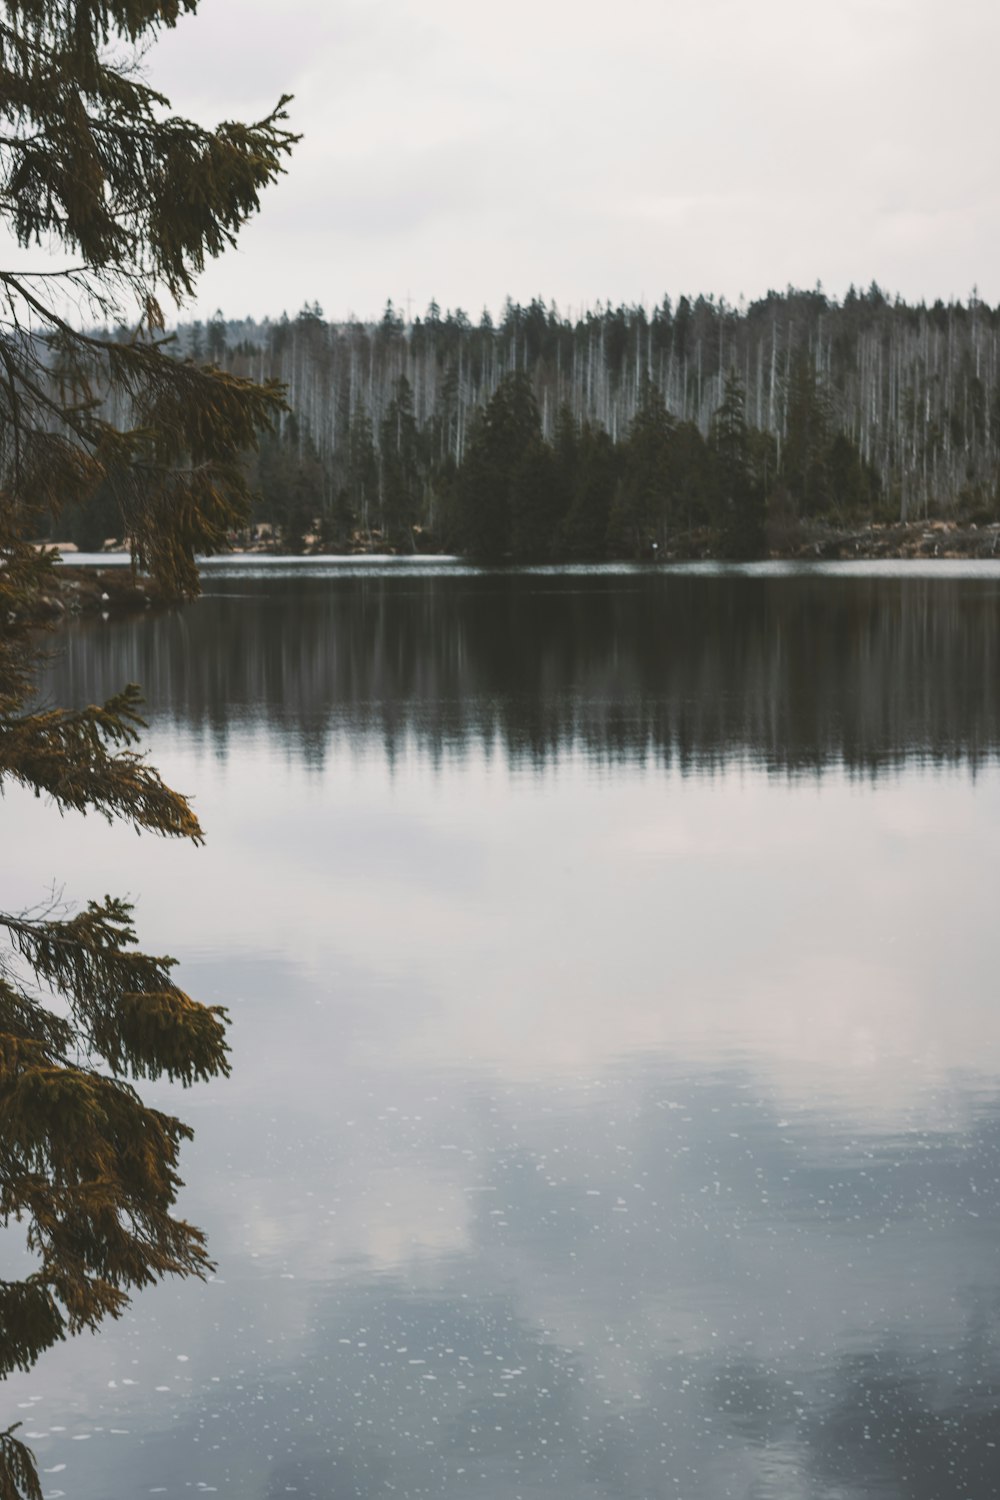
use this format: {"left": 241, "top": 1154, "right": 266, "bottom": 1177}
{"left": 279, "top": 517, "right": 1000, "bottom": 562}
{"left": 17, "top": 564, "right": 173, "bottom": 625}
{"left": 16, "top": 520, "right": 1000, "bottom": 631}
{"left": 782, "top": 518, "right": 1000, "bottom": 561}
{"left": 663, "top": 518, "right": 1000, "bottom": 562}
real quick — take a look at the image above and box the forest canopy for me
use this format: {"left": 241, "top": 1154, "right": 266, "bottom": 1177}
{"left": 79, "top": 286, "right": 996, "bottom": 562}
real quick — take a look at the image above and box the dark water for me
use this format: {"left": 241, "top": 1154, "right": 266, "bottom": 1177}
{"left": 6, "top": 561, "right": 1000, "bottom": 1499}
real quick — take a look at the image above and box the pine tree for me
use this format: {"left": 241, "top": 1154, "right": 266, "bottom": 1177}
{"left": 781, "top": 348, "right": 832, "bottom": 517}
{"left": 379, "top": 375, "right": 423, "bottom": 549}
{"left": 0, "top": 2, "right": 296, "bottom": 594}
{"left": 0, "top": 5, "right": 296, "bottom": 1495}
{"left": 709, "top": 371, "right": 765, "bottom": 558}
{"left": 457, "top": 374, "right": 541, "bottom": 561}
{"left": 612, "top": 379, "right": 676, "bottom": 555}
{"left": 561, "top": 423, "right": 619, "bottom": 559}
{"left": 509, "top": 434, "right": 558, "bottom": 561}
{"left": 347, "top": 408, "right": 380, "bottom": 542}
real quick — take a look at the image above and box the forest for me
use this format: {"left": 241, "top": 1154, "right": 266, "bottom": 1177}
{"left": 60, "top": 286, "right": 1000, "bottom": 560}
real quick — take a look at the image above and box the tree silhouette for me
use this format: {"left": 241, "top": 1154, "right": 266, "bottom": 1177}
{"left": 0, "top": 4, "right": 296, "bottom": 1494}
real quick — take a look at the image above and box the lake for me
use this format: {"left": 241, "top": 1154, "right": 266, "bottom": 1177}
{"left": 5, "top": 560, "right": 1000, "bottom": 1499}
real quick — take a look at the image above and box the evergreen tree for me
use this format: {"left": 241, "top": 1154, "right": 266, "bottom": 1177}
{"left": 456, "top": 409, "right": 509, "bottom": 561}
{"left": 346, "top": 409, "right": 380, "bottom": 542}
{"left": 781, "top": 349, "right": 832, "bottom": 516}
{"left": 206, "top": 308, "right": 228, "bottom": 364}
{"left": 827, "top": 430, "right": 879, "bottom": 517}
{"left": 670, "top": 420, "right": 712, "bottom": 534}
{"left": 456, "top": 374, "right": 541, "bottom": 561}
{"left": 54, "top": 479, "right": 122, "bottom": 553}
{"left": 612, "top": 379, "right": 676, "bottom": 555}
{"left": 709, "top": 371, "right": 766, "bottom": 557}
{"left": 510, "top": 435, "right": 559, "bottom": 561}
{"left": 561, "top": 424, "right": 620, "bottom": 559}
{"left": 379, "top": 375, "right": 423, "bottom": 548}
{"left": 549, "top": 404, "right": 579, "bottom": 530}
{"left": 252, "top": 414, "right": 319, "bottom": 548}
{"left": 185, "top": 287, "right": 1000, "bottom": 534}
{"left": 0, "top": 5, "right": 296, "bottom": 1495}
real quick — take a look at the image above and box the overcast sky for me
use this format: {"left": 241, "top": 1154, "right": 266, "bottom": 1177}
{"left": 144, "top": 0, "right": 1000, "bottom": 322}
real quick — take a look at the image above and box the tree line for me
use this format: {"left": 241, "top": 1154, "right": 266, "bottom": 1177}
{"left": 59, "top": 286, "right": 1000, "bottom": 558}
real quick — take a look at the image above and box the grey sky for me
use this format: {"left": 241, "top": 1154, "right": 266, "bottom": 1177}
{"left": 141, "top": 0, "right": 1000, "bottom": 319}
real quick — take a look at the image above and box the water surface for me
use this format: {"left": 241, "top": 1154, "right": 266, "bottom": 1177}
{"left": 5, "top": 564, "right": 1000, "bottom": 1499}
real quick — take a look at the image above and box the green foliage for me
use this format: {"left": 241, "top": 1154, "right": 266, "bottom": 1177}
{"left": 251, "top": 415, "right": 325, "bottom": 552}
{"left": 52, "top": 478, "right": 121, "bottom": 552}
{"left": 780, "top": 350, "right": 832, "bottom": 517}
{"left": 346, "top": 409, "right": 380, "bottom": 540}
{"left": 0, "top": 1427, "right": 41, "bottom": 1500}
{"left": 510, "top": 435, "right": 559, "bottom": 561}
{"left": 709, "top": 372, "right": 766, "bottom": 557}
{"left": 0, "top": 535, "right": 230, "bottom": 1494}
{"left": 671, "top": 420, "right": 713, "bottom": 533}
{"left": 379, "top": 376, "right": 423, "bottom": 548}
{"left": 613, "top": 380, "right": 677, "bottom": 554}
{"left": 827, "top": 430, "right": 880, "bottom": 517}
{"left": 197, "top": 285, "right": 1000, "bottom": 543}
{"left": 1, "top": 2, "right": 296, "bottom": 303}
{"left": 458, "top": 374, "right": 542, "bottom": 561}
{"left": 560, "top": 423, "right": 620, "bottom": 559}
{"left": 0, "top": 4, "right": 295, "bottom": 1495}
{"left": 1, "top": 0, "right": 297, "bottom": 596}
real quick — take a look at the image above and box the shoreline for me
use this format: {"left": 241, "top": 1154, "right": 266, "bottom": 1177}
{"left": 16, "top": 518, "right": 1000, "bottom": 627}
{"left": 17, "top": 564, "right": 173, "bottom": 624}
{"left": 42, "top": 517, "right": 1000, "bottom": 573}
{"left": 672, "top": 518, "right": 1000, "bottom": 562}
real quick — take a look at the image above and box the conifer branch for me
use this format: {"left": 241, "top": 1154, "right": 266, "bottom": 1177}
{"left": 0, "top": 686, "right": 204, "bottom": 835}
{"left": 0, "top": 9, "right": 294, "bottom": 1495}
{"left": 1, "top": 897, "right": 230, "bottom": 1083}
{"left": 0, "top": 1423, "right": 43, "bottom": 1500}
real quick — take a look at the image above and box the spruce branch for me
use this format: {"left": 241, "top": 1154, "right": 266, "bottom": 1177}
{"left": 0, "top": 1423, "right": 42, "bottom": 1500}
{"left": 0, "top": 686, "right": 204, "bottom": 836}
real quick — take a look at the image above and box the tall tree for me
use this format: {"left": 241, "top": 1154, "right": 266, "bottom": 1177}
{"left": 670, "top": 420, "right": 712, "bottom": 535}
{"left": 781, "top": 348, "right": 832, "bottom": 516}
{"left": 0, "top": 4, "right": 296, "bottom": 1496}
{"left": 457, "top": 374, "right": 541, "bottom": 561}
{"left": 379, "top": 375, "right": 423, "bottom": 548}
{"left": 510, "top": 434, "right": 559, "bottom": 561}
{"left": 611, "top": 379, "right": 675, "bottom": 555}
{"left": 346, "top": 407, "right": 379, "bottom": 542}
{"left": 709, "top": 371, "right": 765, "bottom": 557}
{"left": 561, "top": 423, "right": 620, "bottom": 559}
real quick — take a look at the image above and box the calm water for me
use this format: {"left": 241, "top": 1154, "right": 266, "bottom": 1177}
{"left": 6, "top": 562, "right": 1000, "bottom": 1499}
